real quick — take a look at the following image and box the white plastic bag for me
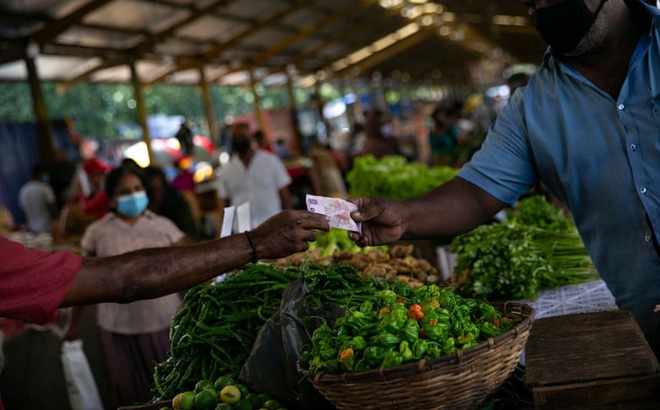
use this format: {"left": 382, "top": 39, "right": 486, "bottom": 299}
{"left": 60, "top": 340, "right": 104, "bottom": 410}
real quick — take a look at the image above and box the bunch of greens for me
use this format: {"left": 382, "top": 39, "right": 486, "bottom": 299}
{"left": 346, "top": 155, "right": 457, "bottom": 201}
{"left": 507, "top": 195, "right": 574, "bottom": 232}
{"left": 451, "top": 209, "right": 597, "bottom": 301}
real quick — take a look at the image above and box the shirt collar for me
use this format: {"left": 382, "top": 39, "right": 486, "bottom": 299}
{"left": 108, "top": 209, "right": 156, "bottom": 221}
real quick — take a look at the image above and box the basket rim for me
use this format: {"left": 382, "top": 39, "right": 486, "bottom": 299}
{"left": 299, "top": 301, "right": 535, "bottom": 384}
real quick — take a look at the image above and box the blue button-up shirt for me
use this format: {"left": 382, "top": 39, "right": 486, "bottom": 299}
{"left": 458, "top": 0, "right": 660, "bottom": 345}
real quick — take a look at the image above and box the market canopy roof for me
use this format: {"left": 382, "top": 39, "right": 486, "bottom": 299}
{"left": 0, "top": 0, "right": 550, "bottom": 88}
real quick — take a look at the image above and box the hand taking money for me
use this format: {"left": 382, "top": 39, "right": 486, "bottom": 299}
{"left": 306, "top": 194, "right": 362, "bottom": 233}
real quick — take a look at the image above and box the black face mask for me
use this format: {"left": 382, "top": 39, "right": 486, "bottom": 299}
{"left": 532, "top": 0, "right": 608, "bottom": 54}
{"left": 232, "top": 139, "right": 251, "bottom": 154}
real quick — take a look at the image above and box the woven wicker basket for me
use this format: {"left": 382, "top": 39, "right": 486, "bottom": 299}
{"left": 300, "top": 302, "right": 535, "bottom": 410}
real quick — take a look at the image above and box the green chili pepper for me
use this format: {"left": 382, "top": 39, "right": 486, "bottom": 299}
{"left": 479, "top": 321, "right": 501, "bottom": 338}
{"left": 318, "top": 359, "right": 342, "bottom": 374}
{"left": 423, "top": 323, "right": 449, "bottom": 341}
{"left": 312, "top": 324, "right": 332, "bottom": 341}
{"left": 402, "top": 318, "right": 420, "bottom": 343}
{"left": 412, "top": 339, "right": 428, "bottom": 359}
{"left": 373, "top": 331, "right": 401, "bottom": 347}
{"left": 363, "top": 346, "right": 387, "bottom": 366}
{"left": 399, "top": 341, "right": 413, "bottom": 361}
{"left": 443, "top": 337, "right": 456, "bottom": 354}
{"left": 381, "top": 351, "right": 403, "bottom": 368}
{"left": 360, "top": 300, "right": 373, "bottom": 314}
{"left": 345, "top": 310, "right": 370, "bottom": 335}
{"left": 375, "top": 290, "right": 397, "bottom": 305}
{"left": 425, "top": 342, "right": 442, "bottom": 358}
{"left": 320, "top": 347, "right": 338, "bottom": 361}
{"left": 341, "top": 355, "right": 356, "bottom": 372}
{"left": 457, "top": 333, "right": 476, "bottom": 345}
{"left": 379, "top": 307, "right": 406, "bottom": 333}
{"left": 351, "top": 335, "right": 367, "bottom": 351}
{"left": 299, "top": 351, "right": 313, "bottom": 368}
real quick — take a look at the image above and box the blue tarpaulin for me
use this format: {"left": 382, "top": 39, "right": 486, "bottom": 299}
{"left": 0, "top": 121, "right": 80, "bottom": 225}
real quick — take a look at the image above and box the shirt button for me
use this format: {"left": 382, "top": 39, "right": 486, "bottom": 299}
{"left": 641, "top": 187, "right": 648, "bottom": 194}
{"left": 618, "top": 104, "right": 625, "bottom": 110}
{"left": 630, "top": 144, "right": 637, "bottom": 151}
{"left": 645, "top": 235, "right": 652, "bottom": 242}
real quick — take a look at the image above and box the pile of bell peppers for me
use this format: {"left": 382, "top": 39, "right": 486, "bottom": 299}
{"left": 300, "top": 283, "right": 515, "bottom": 374}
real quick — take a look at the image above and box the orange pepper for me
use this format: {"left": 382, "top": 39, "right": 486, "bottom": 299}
{"left": 339, "top": 347, "right": 354, "bottom": 360}
{"left": 409, "top": 304, "right": 422, "bottom": 312}
{"left": 409, "top": 310, "right": 424, "bottom": 320}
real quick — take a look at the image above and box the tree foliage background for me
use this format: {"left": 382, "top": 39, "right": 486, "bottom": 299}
{"left": 0, "top": 82, "right": 307, "bottom": 140}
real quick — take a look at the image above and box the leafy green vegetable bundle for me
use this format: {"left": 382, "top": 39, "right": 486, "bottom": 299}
{"left": 451, "top": 196, "right": 597, "bottom": 301}
{"left": 346, "top": 155, "right": 457, "bottom": 201}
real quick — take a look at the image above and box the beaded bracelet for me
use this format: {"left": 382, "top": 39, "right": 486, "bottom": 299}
{"left": 244, "top": 231, "right": 258, "bottom": 263}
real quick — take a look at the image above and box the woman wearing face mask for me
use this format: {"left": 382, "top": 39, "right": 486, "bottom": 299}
{"left": 64, "top": 165, "right": 187, "bottom": 409}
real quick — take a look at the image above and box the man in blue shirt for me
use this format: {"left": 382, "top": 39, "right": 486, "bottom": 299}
{"left": 349, "top": 0, "right": 660, "bottom": 354}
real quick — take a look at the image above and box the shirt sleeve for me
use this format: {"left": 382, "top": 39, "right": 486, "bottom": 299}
{"left": 80, "top": 223, "right": 97, "bottom": 256}
{"left": 156, "top": 215, "right": 186, "bottom": 244}
{"left": 457, "top": 96, "right": 537, "bottom": 206}
{"left": 0, "top": 237, "right": 82, "bottom": 324}
{"left": 271, "top": 156, "right": 292, "bottom": 189}
{"left": 217, "top": 169, "right": 229, "bottom": 200}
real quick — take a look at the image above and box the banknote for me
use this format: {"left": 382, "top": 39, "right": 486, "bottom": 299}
{"left": 306, "top": 194, "right": 362, "bottom": 233}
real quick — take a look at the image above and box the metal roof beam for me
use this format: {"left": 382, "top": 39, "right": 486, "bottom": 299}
{"left": 0, "top": 0, "right": 112, "bottom": 66}
{"left": 202, "top": 0, "right": 316, "bottom": 60}
{"left": 333, "top": 26, "right": 436, "bottom": 77}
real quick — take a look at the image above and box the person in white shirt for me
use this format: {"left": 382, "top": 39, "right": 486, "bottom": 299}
{"left": 18, "top": 165, "right": 57, "bottom": 233}
{"left": 218, "top": 123, "right": 292, "bottom": 229}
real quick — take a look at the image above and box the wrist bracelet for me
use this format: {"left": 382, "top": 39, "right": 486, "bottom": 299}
{"left": 244, "top": 231, "right": 258, "bottom": 263}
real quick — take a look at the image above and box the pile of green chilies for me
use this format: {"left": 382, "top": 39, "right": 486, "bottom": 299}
{"left": 152, "top": 262, "right": 385, "bottom": 402}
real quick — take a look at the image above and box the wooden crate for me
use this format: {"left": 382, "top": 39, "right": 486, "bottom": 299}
{"left": 525, "top": 310, "right": 660, "bottom": 409}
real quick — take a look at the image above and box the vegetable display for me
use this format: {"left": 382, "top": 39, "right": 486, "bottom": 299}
{"left": 152, "top": 262, "right": 389, "bottom": 402}
{"left": 450, "top": 196, "right": 597, "bottom": 301}
{"left": 300, "top": 283, "right": 515, "bottom": 374}
{"left": 346, "top": 155, "right": 457, "bottom": 201}
{"left": 152, "top": 264, "right": 298, "bottom": 401}
{"left": 507, "top": 194, "right": 574, "bottom": 232}
{"left": 165, "top": 374, "right": 287, "bottom": 410}
{"left": 273, "top": 229, "right": 437, "bottom": 287}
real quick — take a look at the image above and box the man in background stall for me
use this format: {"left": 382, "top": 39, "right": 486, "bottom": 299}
{"left": 19, "top": 165, "right": 57, "bottom": 234}
{"left": 217, "top": 122, "right": 292, "bottom": 229}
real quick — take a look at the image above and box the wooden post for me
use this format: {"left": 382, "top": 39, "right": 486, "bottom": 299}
{"left": 25, "top": 56, "right": 57, "bottom": 165}
{"left": 198, "top": 65, "right": 219, "bottom": 148}
{"left": 349, "top": 77, "right": 364, "bottom": 121}
{"left": 285, "top": 70, "right": 303, "bottom": 154}
{"left": 129, "top": 62, "right": 153, "bottom": 165}
{"left": 248, "top": 68, "right": 265, "bottom": 133}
